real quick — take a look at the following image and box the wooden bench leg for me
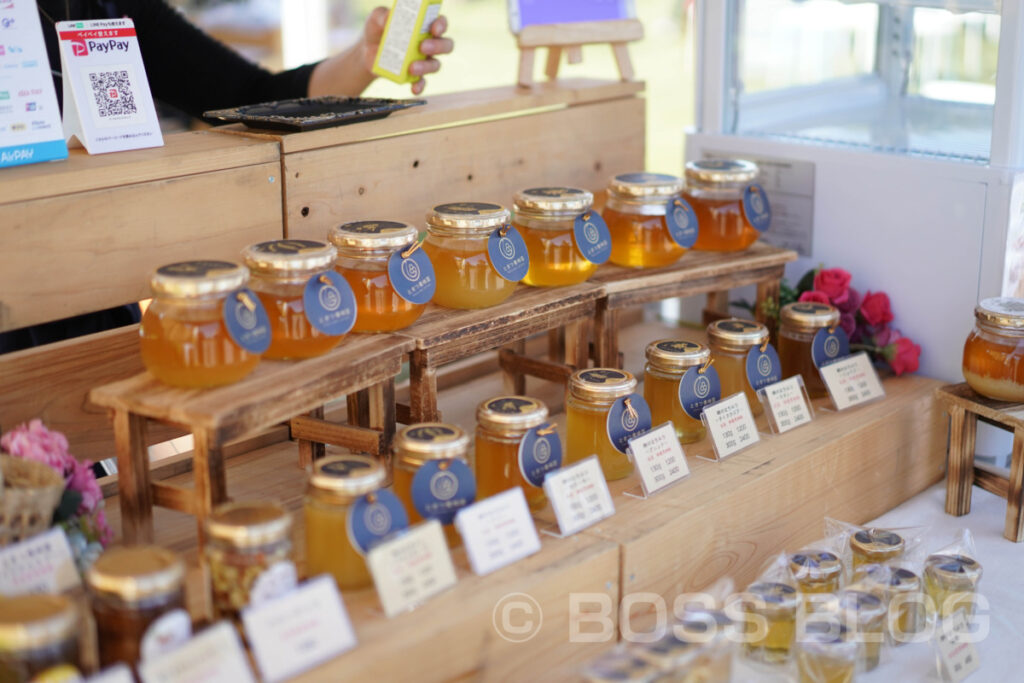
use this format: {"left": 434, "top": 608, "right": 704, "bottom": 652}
{"left": 566, "top": 320, "right": 590, "bottom": 370}
{"left": 756, "top": 279, "right": 781, "bottom": 326}
{"left": 502, "top": 340, "right": 528, "bottom": 395}
{"left": 409, "top": 350, "right": 439, "bottom": 423}
{"left": 544, "top": 46, "right": 562, "bottom": 80}
{"left": 594, "top": 301, "right": 619, "bottom": 368}
{"left": 517, "top": 47, "right": 536, "bottom": 87}
{"left": 945, "top": 405, "right": 977, "bottom": 517}
{"left": 702, "top": 291, "right": 730, "bottom": 325}
{"left": 1006, "top": 427, "right": 1024, "bottom": 542}
{"left": 113, "top": 410, "right": 153, "bottom": 545}
{"left": 297, "top": 405, "right": 326, "bottom": 468}
{"left": 548, "top": 328, "right": 566, "bottom": 364}
{"left": 193, "top": 430, "right": 227, "bottom": 541}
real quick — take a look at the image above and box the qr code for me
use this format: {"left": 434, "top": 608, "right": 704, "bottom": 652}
{"left": 88, "top": 70, "right": 137, "bottom": 118}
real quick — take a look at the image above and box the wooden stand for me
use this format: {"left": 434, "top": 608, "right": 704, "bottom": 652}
{"left": 936, "top": 383, "right": 1024, "bottom": 542}
{"left": 516, "top": 20, "right": 644, "bottom": 88}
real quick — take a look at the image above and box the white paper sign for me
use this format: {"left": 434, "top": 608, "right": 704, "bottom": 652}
{"left": 55, "top": 19, "right": 163, "bottom": 154}
{"left": 139, "top": 622, "right": 256, "bottom": 683}
{"left": 85, "top": 663, "right": 135, "bottom": 683}
{"left": 935, "top": 611, "right": 981, "bottom": 683}
{"left": 242, "top": 575, "right": 356, "bottom": 683}
{"left": 0, "top": 527, "right": 80, "bottom": 596}
{"left": 758, "top": 376, "right": 813, "bottom": 434}
{"left": 0, "top": 0, "right": 68, "bottom": 167}
{"left": 455, "top": 488, "right": 541, "bottom": 576}
{"left": 627, "top": 422, "right": 690, "bottom": 495}
{"left": 820, "top": 352, "right": 885, "bottom": 410}
{"left": 701, "top": 393, "right": 760, "bottom": 461}
{"left": 367, "top": 520, "right": 457, "bottom": 618}
{"left": 543, "top": 456, "right": 615, "bottom": 537}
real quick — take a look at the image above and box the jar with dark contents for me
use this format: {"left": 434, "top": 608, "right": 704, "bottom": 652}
{"left": 87, "top": 546, "right": 189, "bottom": 667}
{"left": 778, "top": 302, "right": 842, "bottom": 399}
{"left": 0, "top": 594, "right": 81, "bottom": 683}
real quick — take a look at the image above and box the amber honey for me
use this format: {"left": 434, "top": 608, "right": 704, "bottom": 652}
{"left": 741, "top": 582, "right": 798, "bottom": 664}
{"left": 513, "top": 187, "right": 599, "bottom": 286}
{"left": 924, "top": 554, "right": 982, "bottom": 619}
{"left": 962, "top": 298, "right": 1024, "bottom": 401}
{"left": 779, "top": 302, "right": 841, "bottom": 399}
{"left": 475, "top": 396, "right": 552, "bottom": 510}
{"left": 707, "top": 318, "right": 770, "bottom": 416}
{"left": 643, "top": 340, "right": 709, "bottom": 443}
{"left": 853, "top": 564, "right": 923, "bottom": 643}
{"left": 685, "top": 159, "right": 761, "bottom": 252}
{"left": 789, "top": 550, "right": 842, "bottom": 598}
{"left": 565, "top": 368, "right": 638, "bottom": 481}
{"left": 604, "top": 173, "right": 687, "bottom": 268}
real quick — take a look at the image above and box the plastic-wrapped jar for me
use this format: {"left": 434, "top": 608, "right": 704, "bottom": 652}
{"left": 305, "top": 455, "right": 408, "bottom": 590}
{"left": 853, "top": 564, "right": 923, "bottom": 643}
{"left": 643, "top": 340, "right": 711, "bottom": 443}
{"left": 392, "top": 423, "right": 475, "bottom": 547}
{"left": 205, "top": 501, "right": 295, "bottom": 617}
{"left": 849, "top": 528, "right": 904, "bottom": 571}
{"left": 582, "top": 651, "right": 661, "bottom": 683}
{"left": 0, "top": 595, "right": 81, "bottom": 682}
{"left": 962, "top": 297, "right": 1024, "bottom": 401}
{"left": 778, "top": 302, "right": 842, "bottom": 399}
{"left": 924, "top": 554, "right": 982, "bottom": 619}
{"left": 836, "top": 589, "right": 886, "bottom": 671}
{"left": 675, "top": 609, "right": 735, "bottom": 681}
{"left": 87, "top": 546, "right": 190, "bottom": 667}
{"left": 140, "top": 261, "right": 264, "bottom": 388}
{"left": 512, "top": 187, "right": 602, "bottom": 286}
{"left": 795, "top": 621, "right": 856, "bottom": 683}
{"left": 685, "top": 159, "right": 766, "bottom": 252}
{"left": 475, "top": 396, "right": 556, "bottom": 510}
{"left": 329, "top": 220, "right": 430, "bottom": 332}
{"left": 707, "top": 318, "right": 774, "bottom": 416}
{"left": 603, "top": 173, "right": 689, "bottom": 268}
{"left": 565, "top": 368, "right": 639, "bottom": 481}
{"left": 740, "top": 582, "right": 798, "bottom": 664}
{"left": 423, "top": 202, "right": 521, "bottom": 309}
{"left": 788, "top": 550, "right": 842, "bottom": 597}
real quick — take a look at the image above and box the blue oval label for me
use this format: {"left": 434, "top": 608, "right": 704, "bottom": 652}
{"left": 223, "top": 288, "right": 271, "bottom": 354}
{"left": 573, "top": 212, "right": 612, "bottom": 264}
{"left": 664, "top": 197, "right": 699, "bottom": 248}
{"left": 410, "top": 459, "right": 476, "bottom": 524}
{"left": 812, "top": 326, "right": 850, "bottom": 368}
{"left": 746, "top": 343, "right": 782, "bottom": 391}
{"left": 347, "top": 489, "right": 409, "bottom": 555}
{"left": 606, "top": 394, "right": 653, "bottom": 454}
{"left": 487, "top": 225, "right": 530, "bottom": 282}
{"left": 388, "top": 246, "right": 436, "bottom": 304}
{"left": 302, "top": 270, "right": 357, "bottom": 336}
{"left": 743, "top": 183, "right": 772, "bottom": 233}
{"left": 678, "top": 365, "right": 721, "bottom": 420}
{"left": 518, "top": 426, "right": 563, "bottom": 487}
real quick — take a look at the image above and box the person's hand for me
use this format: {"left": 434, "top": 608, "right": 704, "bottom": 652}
{"left": 362, "top": 6, "right": 454, "bottom": 95}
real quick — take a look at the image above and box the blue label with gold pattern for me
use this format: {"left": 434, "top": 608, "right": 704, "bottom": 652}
{"left": 743, "top": 183, "right": 772, "bottom": 233}
{"left": 573, "top": 212, "right": 612, "bottom": 264}
{"left": 411, "top": 459, "right": 476, "bottom": 524}
{"left": 606, "top": 393, "right": 652, "bottom": 454}
{"left": 678, "top": 365, "right": 721, "bottom": 420}
{"left": 746, "top": 343, "right": 782, "bottom": 391}
{"left": 222, "top": 288, "right": 271, "bottom": 354}
{"left": 388, "top": 247, "right": 436, "bottom": 304}
{"left": 303, "top": 270, "right": 357, "bottom": 336}
{"left": 518, "top": 427, "right": 563, "bottom": 487}
{"left": 664, "top": 196, "right": 699, "bottom": 248}
{"left": 487, "top": 226, "right": 529, "bottom": 282}
{"left": 347, "top": 489, "right": 409, "bottom": 555}
{"left": 812, "top": 326, "right": 850, "bottom": 368}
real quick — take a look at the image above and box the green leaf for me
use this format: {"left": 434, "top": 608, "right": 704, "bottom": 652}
{"left": 796, "top": 268, "right": 818, "bottom": 294}
{"left": 52, "top": 489, "right": 82, "bottom": 524}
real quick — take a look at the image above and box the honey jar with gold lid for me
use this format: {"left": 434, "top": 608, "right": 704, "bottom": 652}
{"left": 475, "top": 396, "right": 558, "bottom": 511}
{"left": 707, "top": 318, "right": 778, "bottom": 417}
{"left": 0, "top": 594, "right": 81, "bottom": 683}
{"left": 684, "top": 159, "right": 770, "bottom": 252}
{"left": 836, "top": 587, "right": 887, "bottom": 671}
{"left": 924, "top": 553, "right": 982, "bottom": 619}
{"left": 739, "top": 582, "right": 799, "bottom": 664}
{"left": 849, "top": 528, "right": 905, "bottom": 570}
{"left": 962, "top": 297, "right": 1024, "bottom": 401}
{"left": 788, "top": 549, "right": 843, "bottom": 597}
{"left": 513, "top": 187, "right": 609, "bottom": 287}
{"left": 795, "top": 619, "right": 857, "bottom": 683}
{"left": 603, "top": 172, "right": 696, "bottom": 268}
{"left": 778, "top": 302, "right": 844, "bottom": 399}
{"left": 643, "top": 340, "right": 717, "bottom": 444}
{"left": 853, "top": 564, "right": 923, "bottom": 643}
{"left": 565, "top": 368, "right": 649, "bottom": 482}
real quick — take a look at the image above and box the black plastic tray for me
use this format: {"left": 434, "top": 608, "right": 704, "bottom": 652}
{"left": 203, "top": 96, "right": 426, "bottom": 132}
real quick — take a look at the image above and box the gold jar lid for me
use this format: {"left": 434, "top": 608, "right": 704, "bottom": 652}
{"left": 684, "top": 159, "right": 759, "bottom": 186}
{"left": 837, "top": 588, "right": 886, "bottom": 621}
{"left": 86, "top": 546, "right": 185, "bottom": 603}
{"left": 788, "top": 550, "right": 842, "bottom": 583}
{"left": 151, "top": 260, "right": 248, "bottom": 298}
{"left": 975, "top": 297, "right": 1024, "bottom": 331}
{"left": 607, "top": 172, "right": 684, "bottom": 200}
{"left": 476, "top": 396, "right": 549, "bottom": 434}
{"left": 426, "top": 202, "right": 510, "bottom": 231}
{"left": 677, "top": 608, "right": 732, "bottom": 641}
{"left": 0, "top": 595, "right": 78, "bottom": 652}
{"left": 309, "top": 455, "right": 386, "bottom": 500}
{"left": 394, "top": 423, "right": 470, "bottom": 466}
{"left": 583, "top": 652, "right": 661, "bottom": 683}
{"left": 779, "top": 302, "right": 841, "bottom": 333}
{"left": 854, "top": 564, "right": 921, "bottom": 593}
{"left": 645, "top": 340, "right": 709, "bottom": 373}
{"left": 706, "top": 318, "right": 769, "bottom": 352}
{"left": 242, "top": 240, "right": 337, "bottom": 274}
{"left": 569, "top": 368, "right": 637, "bottom": 402}
{"left": 329, "top": 220, "right": 419, "bottom": 250}
{"left": 745, "top": 582, "right": 799, "bottom": 612}
{"left": 513, "top": 187, "right": 593, "bottom": 216}
{"left": 850, "top": 528, "right": 905, "bottom": 561}
{"left": 924, "top": 554, "right": 982, "bottom": 584}
{"left": 631, "top": 633, "right": 700, "bottom": 672}
{"left": 205, "top": 501, "right": 292, "bottom": 549}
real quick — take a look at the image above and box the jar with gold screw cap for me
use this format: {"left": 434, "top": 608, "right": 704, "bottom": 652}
{"left": 205, "top": 501, "right": 295, "bottom": 617}
{"left": 684, "top": 159, "right": 770, "bottom": 252}
{"left": 795, "top": 620, "right": 857, "bottom": 683}
{"left": 836, "top": 587, "right": 887, "bottom": 671}
{"left": 0, "top": 594, "right": 81, "bottom": 683}
{"left": 853, "top": 564, "right": 923, "bottom": 643}
{"left": 423, "top": 202, "right": 526, "bottom": 309}
{"left": 924, "top": 554, "right": 982, "bottom": 619}
{"left": 475, "top": 396, "right": 560, "bottom": 510}
{"left": 778, "top": 302, "right": 844, "bottom": 399}
{"left": 789, "top": 550, "right": 843, "bottom": 599}
{"left": 305, "top": 455, "right": 409, "bottom": 590}
{"left": 643, "top": 340, "right": 719, "bottom": 443}
{"left": 707, "top": 318, "right": 780, "bottom": 417}
{"left": 565, "top": 368, "right": 650, "bottom": 481}
{"left": 87, "top": 546, "right": 190, "bottom": 667}
{"left": 582, "top": 651, "right": 661, "bottom": 683}
{"left": 962, "top": 297, "right": 1024, "bottom": 401}
{"left": 392, "top": 423, "right": 476, "bottom": 547}
{"left": 603, "top": 172, "right": 696, "bottom": 268}
{"left": 849, "top": 528, "right": 905, "bottom": 571}
{"left": 739, "top": 582, "right": 799, "bottom": 664}
{"left": 140, "top": 260, "right": 268, "bottom": 388}
{"left": 329, "top": 221, "right": 435, "bottom": 332}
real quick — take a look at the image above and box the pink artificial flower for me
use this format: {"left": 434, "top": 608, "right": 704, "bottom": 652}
{"left": 1, "top": 420, "right": 74, "bottom": 477}
{"left": 836, "top": 287, "right": 862, "bottom": 314}
{"left": 860, "top": 291, "right": 895, "bottom": 327}
{"left": 93, "top": 508, "right": 114, "bottom": 547}
{"left": 840, "top": 312, "right": 857, "bottom": 338}
{"left": 883, "top": 337, "right": 921, "bottom": 375}
{"left": 874, "top": 326, "right": 901, "bottom": 347}
{"left": 799, "top": 290, "right": 831, "bottom": 305}
{"left": 813, "top": 268, "right": 852, "bottom": 306}
{"left": 68, "top": 459, "right": 103, "bottom": 514}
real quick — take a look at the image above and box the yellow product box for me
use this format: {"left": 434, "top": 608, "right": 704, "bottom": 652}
{"left": 372, "top": 0, "right": 443, "bottom": 84}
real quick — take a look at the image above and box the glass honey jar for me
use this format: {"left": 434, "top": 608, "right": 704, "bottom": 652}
{"left": 789, "top": 550, "right": 842, "bottom": 598}
{"left": 423, "top": 202, "right": 522, "bottom": 309}
{"left": 795, "top": 620, "right": 856, "bottom": 683}
{"left": 243, "top": 239, "right": 350, "bottom": 360}
{"left": 329, "top": 220, "right": 431, "bottom": 332}
{"left": 140, "top": 260, "right": 265, "bottom": 388}
{"left": 631, "top": 632, "right": 702, "bottom": 682}
{"left": 962, "top": 297, "right": 1024, "bottom": 402}
{"left": 853, "top": 564, "right": 923, "bottom": 643}
{"left": 849, "top": 528, "right": 904, "bottom": 571}
{"left": 778, "top": 302, "right": 842, "bottom": 399}
{"left": 685, "top": 159, "right": 767, "bottom": 252}
{"left": 512, "top": 187, "right": 605, "bottom": 286}
{"left": 923, "top": 554, "right": 982, "bottom": 620}
{"left": 603, "top": 172, "right": 691, "bottom": 268}
{"left": 565, "top": 368, "right": 641, "bottom": 481}
{"left": 305, "top": 455, "right": 408, "bottom": 591}
{"left": 87, "top": 546, "right": 190, "bottom": 667}
{"left": 676, "top": 608, "right": 735, "bottom": 681}
{"left": 0, "top": 594, "right": 81, "bottom": 683}
{"left": 643, "top": 340, "right": 712, "bottom": 443}
{"left": 582, "top": 651, "right": 661, "bottom": 683}
{"left": 707, "top": 318, "right": 776, "bottom": 417}
{"left": 836, "top": 588, "right": 886, "bottom": 671}
{"left": 392, "top": 423, "right": 475, "bottom": 548}
{"left": 475, "top": 396, "right": 557, "bottom": 511}
{"left": 205, "top": 501, "right": 295, "bottom": 618}
{"left": 739, "top": 582, "right": 799, "bottom": 664}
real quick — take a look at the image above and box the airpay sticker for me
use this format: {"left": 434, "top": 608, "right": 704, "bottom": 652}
{"left": 812, "top": 326, "right": 850, "bottom": 368}
{"left": 223, "top": 289, "right": 271, "bottom": 354}
{"left": 518, "top": 426, "right": 563, "bottom": 487}
{"left": 743, "top": 183, "right": 772, "bottom": 232}
{"left": 388, "top": 246, "right": 436, "bottom": 304}
{"left": 678, "top": 365, "right": 721, "bottom": 420}
{"left": 606, "top": 394, "right": 652, "bottom": 455}
{"left": 746, "top": 343, "right": 782, "bottom": 391}
{"left": 302, "top": 270, "right": 357, "bottom": 336}
{"left": 664, "top": 197, "right": 699, "bottom": 248}
{"left": 411, "top": 459, "right": 476, "bottom": 525}
{"left": 487, "top": 225, "right": 529, "bottom": 282}
{"left": 347, "top": 490, "right": 409, "bottom": 555}
{"left": 573, "top": 212, "right": 612, "bottom": 264}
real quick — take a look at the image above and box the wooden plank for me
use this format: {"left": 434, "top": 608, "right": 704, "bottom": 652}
{"left": 113, "top": 411, "right": 152, "bottom": 545}
{"left": 498, "top": 348, "right": 575, "bottom": 383}
{"left": 974, "top": 466, "right": 1009, "bottom": 498}
{"left": 1007, "top": 428, "right": 1024, "bottom": 542}
{"left": 945, "top": 405, "right": 976, "bottom": 516}
{"left": 935, "top": 383, "right": 1024, "bottom": 432}
{"left": 289, "top": 416, "right": 383, "bottom": 455}
{"left": 518, "top": 20, "right": 645, "bottom": 48}
{"left": 151, "top": 482, "right": 198, "bottom": 515}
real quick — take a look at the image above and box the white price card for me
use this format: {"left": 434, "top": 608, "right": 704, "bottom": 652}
{"left": 628, "top": 422, "right": 690, "bottom": 496}
{"left": 700, "top": 393, "right": 760, "bottom": 461}
{"left": 242, "top": 575, "right": 357, "bottom": 683}
{"left": 55, "top": 19, "right": 163, "bottom": 154}
{"left": 820, "top": 352, "right": 885, "bottom": 411}
{"left": 935, "top": 611, "right": 981, "bottom": 683}
{"left": 86, "top": 663, "right": 135, "bottom": 683}
{"left": 367, "top": 519, "right": 457, "bottom": 618}
{"left": 0, "top": 527, "right": 80, "bottom": 596}
{"left": 758, "top": 376, "right": 814, "bottom": 434}
{"left": 455, "top": 487, "right": 541, "bottom": 576}
{"left": 543, "top": 456, "right": 615, "bottom": 537}
{"left": 139, "top": 622, "right": 256, "bottom": 683}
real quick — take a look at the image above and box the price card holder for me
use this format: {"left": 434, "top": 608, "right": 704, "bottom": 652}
{"left": 934, "top": 611, "right": 981, "bottom": 683}
{"left": 366, "top": 520, "right": 458, "bottom": 619}
{"left": 757, "top": 376, "right": 815, "bottom": 435}
{"left": 541, "top": 456, "right": 615, "bottom": 538}
{"left": 698, "top": 393, "right": 760, "bottom": 462}
{"left": 623, "top": 422, "right": 691, "bottom": 499}
{"left": 819, "top": 352, "right": 886, "bottom": 411}
{"left": 0, "top": 528, "right": 80, "bottom": 596}
{"left": 138, "top": 622, "right": 256, "bottom": 683}
{"left": 454, "top": 488, "right": 541, "bottom": 577}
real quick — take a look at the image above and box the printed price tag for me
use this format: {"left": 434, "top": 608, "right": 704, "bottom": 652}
{"left": 758, "top": 376, "right": 814, "bottom": 434}
{"left": 0, "top": 528, "right": 80, "bottom": 596}
{"left": 367, "top": 520, "right": 457, "bottom": 618}
{"left": 139, "top": 622, "right": 256, "bottom": 683}
{"left": 819, "top": 352, "right": 885, "bottom": 410}
{"left": 664, "top": 197, "right": 699, "bottom": 248}
{"left": 701, "top": 393, "right": 760, "bottom": 461}
{"left": 573, "top": 211, "right": 612, "bottom": 264}
{"left": 487, "top": 225, "right": 530, "bottom": 282}
{"left": 543, "top": 456, "right": 615, "bottom": 537}
{"left": 628, "top": 422, "right": 691, "bottom": 495}
{"left": 242, "top": 575, "right": 357, "bottom": 683}
{"left": 935, "top": 610, "right": 981, "bottom": 683}
{"left": 455, "top": 488, "right": 541, "bottom": 576}
{"left": 743, "top": 183, "right": 772, "bottom": 232}
{"left": 86, "top": 664, "right": 135, "bottom": 683}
